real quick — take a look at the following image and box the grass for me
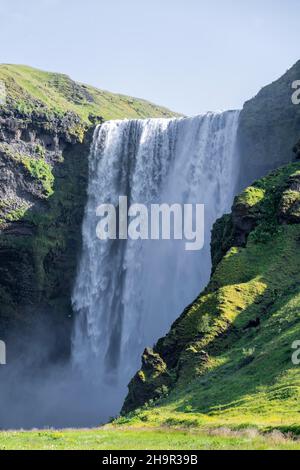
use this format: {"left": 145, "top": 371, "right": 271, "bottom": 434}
{"left": 1, "top": 426, "right": 300, "bottom": 450}
{"left": 0, "top": 64, "right": 180, "bottom": 123}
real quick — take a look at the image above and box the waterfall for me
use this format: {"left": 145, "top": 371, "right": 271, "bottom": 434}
{"left": 72, "top": 111, "right": 240, "bottom": 413}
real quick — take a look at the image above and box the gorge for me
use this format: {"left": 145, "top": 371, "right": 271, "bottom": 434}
{"left": 0, "top": 62, "right": 300, "bottom": 429}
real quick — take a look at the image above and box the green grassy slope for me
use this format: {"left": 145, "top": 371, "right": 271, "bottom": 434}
{"left": 0, "top": 64, "right": 180, "bottom": 123}
{"left": 121, "top": 162, "right": 300, "bottom": 434}
{"left": 1, "top": 427, "right": 300, "bottom": 450}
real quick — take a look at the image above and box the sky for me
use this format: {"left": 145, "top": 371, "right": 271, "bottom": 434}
{"left": 0, "top": 0, "right": 299, "bottom": 115}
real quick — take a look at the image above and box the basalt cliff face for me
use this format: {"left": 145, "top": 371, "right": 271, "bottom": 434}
{"left": 0, "top": 110, "right": 92, "bottom": 358}
{"left": 0, "top": 65, "right": 178, "bottom": 359}
{"left": 237, "top": 60, "right": 300, "bottom": 188}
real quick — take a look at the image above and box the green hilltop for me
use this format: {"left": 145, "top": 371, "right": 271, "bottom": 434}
{"left": 0, "top": 64, "right": 180, "bottom": 123}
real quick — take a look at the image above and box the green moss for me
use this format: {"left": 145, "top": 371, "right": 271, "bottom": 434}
{"left": 21, "top": 157, "right": 54, "bottom": 197}
{"left": 4, "top": 205, "right": 28, "bottom": 222}
{"left": 280, "top": 189, "right": 300, "bottom": 219}
{"left": 35, "top": 144, "right": 46, "bottom": 158}
{"left": 236, "top": 186, "right": 265, "bottom": 207}
{"left": 281, "top": 189, "right": 300, "bottom": 204}
{"left": 0, "top": 199, "right": 29, "bottom": 225}
{"left": 0, "top": 142, "right": 20, "bottom": 161}
{"left": 0, "top": 144, "right": 54, "bottom": 199}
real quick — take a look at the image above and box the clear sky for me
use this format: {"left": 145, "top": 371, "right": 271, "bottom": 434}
{"left": 0, "top": 0, "right": 299, "bottom": 115}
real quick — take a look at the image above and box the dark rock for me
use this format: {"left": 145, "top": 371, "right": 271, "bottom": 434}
{"left": 244, "top": 317, "right": 260, "bottom": 330}
{"left": 0, "top": 104, "right": 94, "bottom": 360}
{"left": 121, "top": 348, "right": 173, "bottom": 414}
{"left": 237, "top": 60, "right": 300, "bottom": 190}
{"left": 278, "top": 171, "right": 300, "bottom": 224}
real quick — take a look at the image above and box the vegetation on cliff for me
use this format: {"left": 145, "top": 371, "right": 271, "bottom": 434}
{"left": 121, "top": 160, "right": 300, "bottom": 434}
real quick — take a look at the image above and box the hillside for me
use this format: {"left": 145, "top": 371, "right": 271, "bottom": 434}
{"left": 121, "top": 158, "right": 300, "bottom": 434}
{"left": 0, "top": 64, "right": 179, "bottom": 124}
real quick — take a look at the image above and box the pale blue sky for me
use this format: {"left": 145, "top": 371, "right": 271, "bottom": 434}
{"left": 0, "top": 0, "right": 299, "bottom": 115}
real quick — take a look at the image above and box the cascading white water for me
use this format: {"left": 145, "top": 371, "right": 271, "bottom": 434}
{"left": 72, "top": 111, "right": 240, "bottom": 414}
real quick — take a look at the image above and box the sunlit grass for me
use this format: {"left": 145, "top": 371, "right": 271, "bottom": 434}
{"left": 0, "top": 64, "right": 180, "bottom": 122}
{"left": 1, "top": 426, "right": 300, "bottom": 450}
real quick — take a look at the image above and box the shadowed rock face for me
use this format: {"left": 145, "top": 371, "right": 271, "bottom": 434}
{"left": 122, "top": 348, "right": 174, "bottom": 413}
{"left": 293, "top": 140, "right": 300, "bottom": 160}
{"left": 237, "top": 60, "right": 300, "bottom": 190}
{"left": 0, "top": 105, "right": 93, "bottom": 360}
{"left": 278, "top": 171, "right": 300, "bottom": 225}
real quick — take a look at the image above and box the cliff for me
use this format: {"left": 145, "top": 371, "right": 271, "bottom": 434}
{"left": 0, "top": 64, "right": 178, "bottom": 358}
{"left": 122, "top": 155, "right": 300, "bottom": 432}
{"left": 238, "top": 60, "right": 300, "bottom": 188}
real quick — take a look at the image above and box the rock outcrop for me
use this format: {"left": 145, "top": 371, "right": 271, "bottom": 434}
{"left": 237, "top": 60, "right": 300, "bottom": 189}
{"left": 123, "top": 348, "right": 174, "bottom": 412}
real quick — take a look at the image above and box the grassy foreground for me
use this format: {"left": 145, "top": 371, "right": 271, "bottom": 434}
{"left": 1, "top": 426, "right": 300, "bottom": 450}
